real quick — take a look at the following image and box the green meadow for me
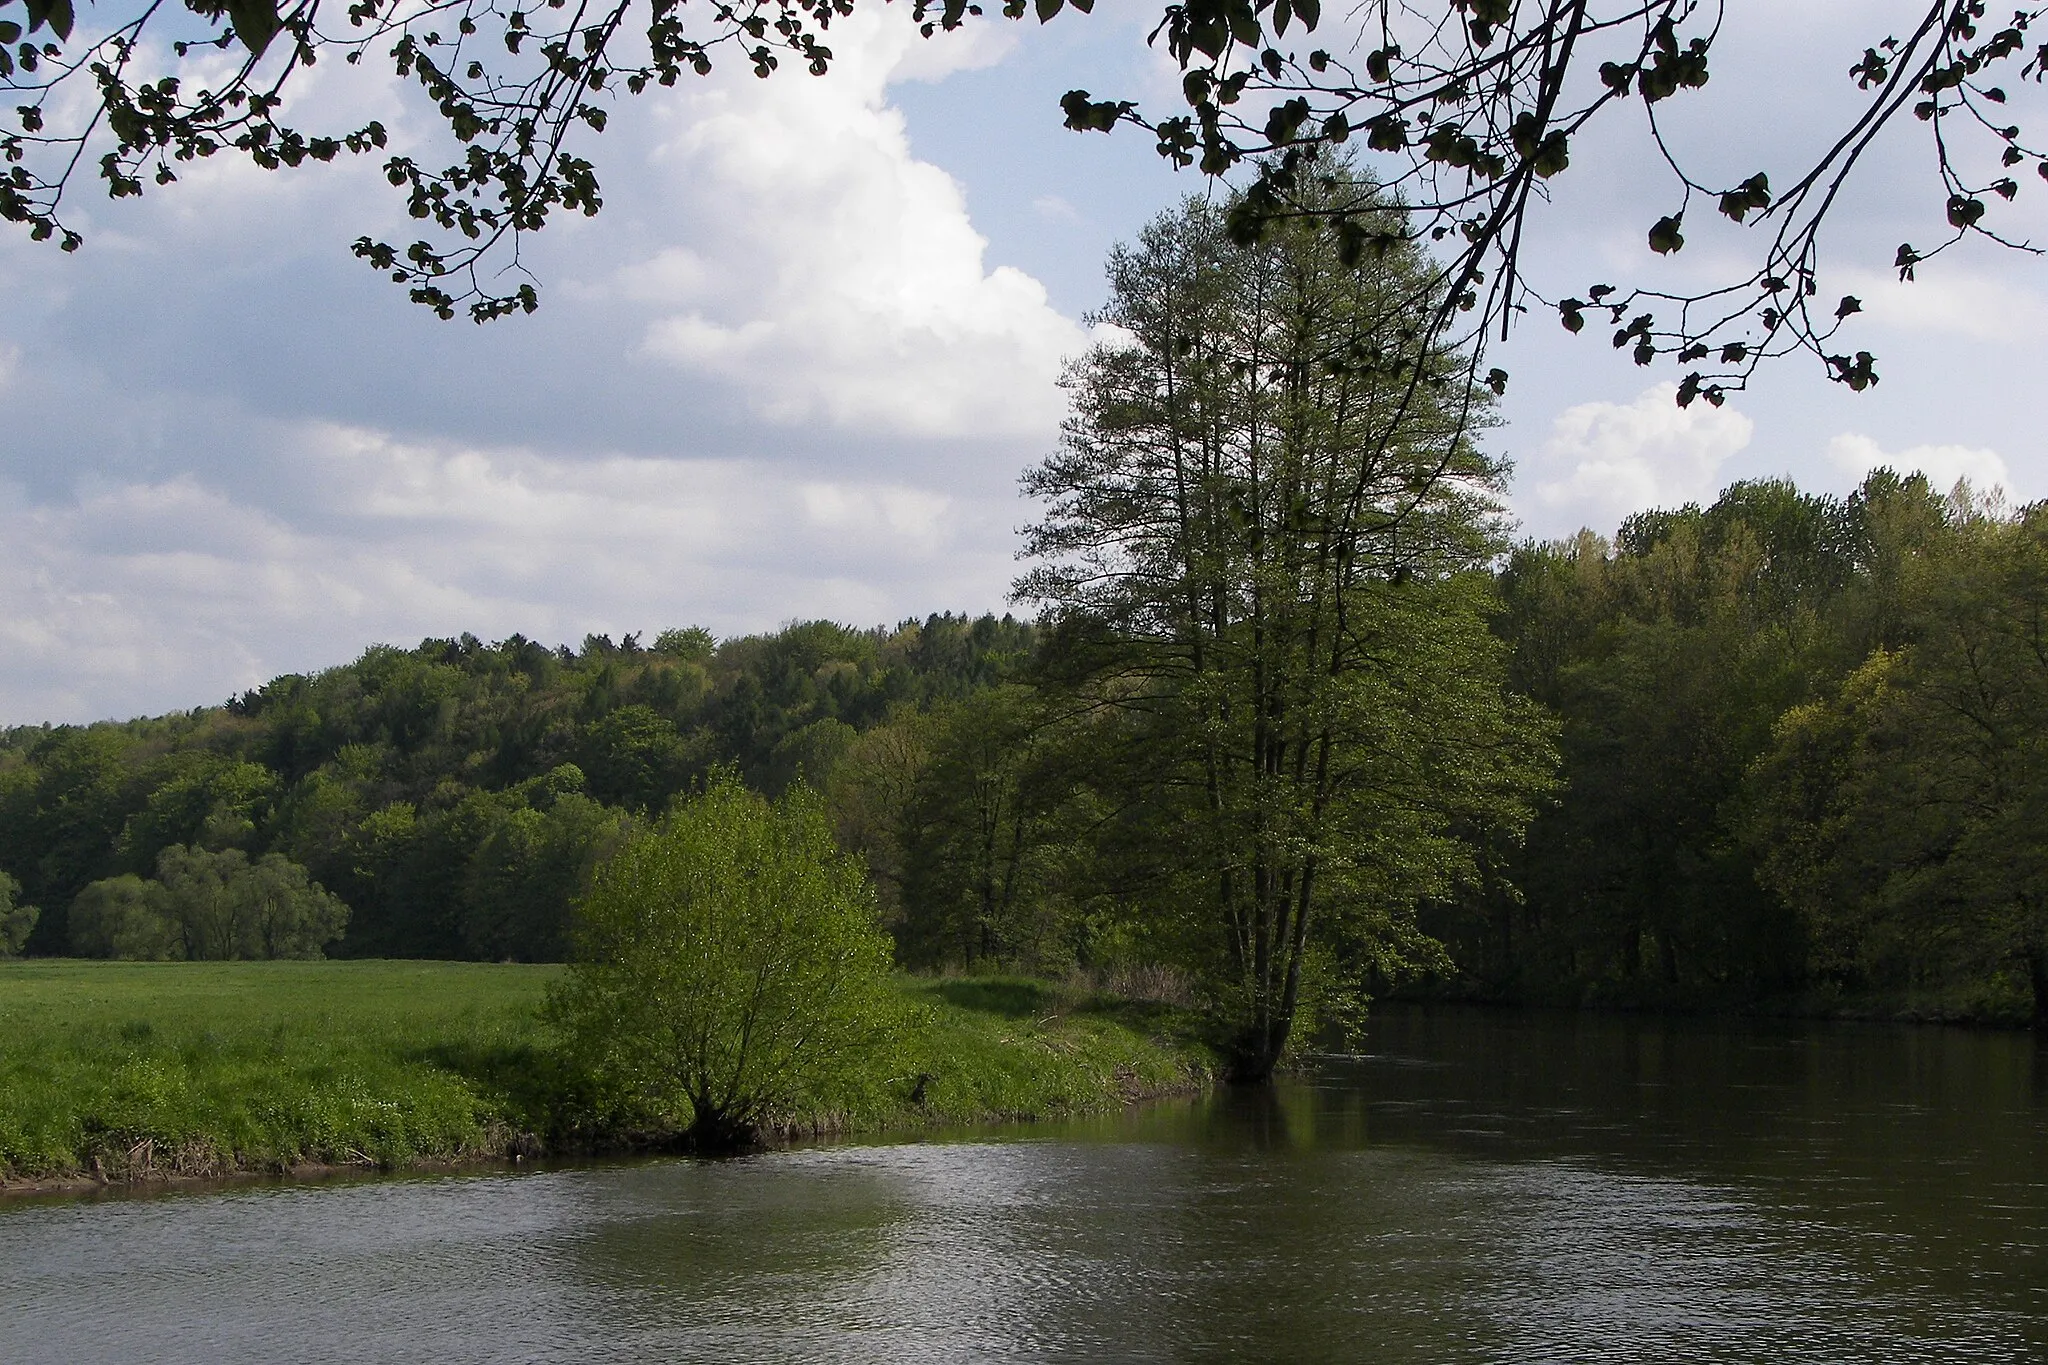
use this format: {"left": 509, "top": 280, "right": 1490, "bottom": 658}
{"left": 0, "top": 960, "right": 1210, "bottom": 1185}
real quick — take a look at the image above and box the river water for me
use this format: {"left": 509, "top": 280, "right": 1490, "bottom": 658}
{"left": 3, "top": 1006, "right": 2044, "bottom": 1363}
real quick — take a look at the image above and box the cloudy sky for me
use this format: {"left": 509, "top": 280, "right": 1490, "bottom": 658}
{"left": 1, "top": 0, "right": 2042, "bottom": 723}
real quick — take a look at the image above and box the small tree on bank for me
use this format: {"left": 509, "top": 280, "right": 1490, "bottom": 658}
{"left": 548, "top": 773, "right": 897, "bottom": 1150}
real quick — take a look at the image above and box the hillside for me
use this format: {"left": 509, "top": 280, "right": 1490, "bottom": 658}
{"left": 0, "top": 615, "right": 1032, "bottom": 961}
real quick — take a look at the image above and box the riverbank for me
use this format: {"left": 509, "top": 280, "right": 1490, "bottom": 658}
{"left": 0, "top": 961, "right": 1214, "bottom": 1193}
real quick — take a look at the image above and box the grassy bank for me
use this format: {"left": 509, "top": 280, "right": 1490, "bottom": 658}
{"left": 0, "top": 961, "right": 1212, "bottom": 1188}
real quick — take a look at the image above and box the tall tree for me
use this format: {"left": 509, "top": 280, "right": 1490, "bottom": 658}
{"left": 1750, "top": 489, "right": 2048, "bottom": 1022}
{"left": 1020, "top": 176, "right": 1553, "bottom": 1078}
{"left": 898, "top": 685, "right": 1065, "bottom": 968}
{"left": 0, "top": 868, "right": 36, "bottom": 956}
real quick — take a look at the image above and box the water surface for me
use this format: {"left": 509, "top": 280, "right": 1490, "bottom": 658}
{"left": 4, "top": 1006, "right": 2043, "bottom": 1362}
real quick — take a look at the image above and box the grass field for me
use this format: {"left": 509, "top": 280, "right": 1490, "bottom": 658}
{"left": 0, "top": 961, "right": 1211, "bottom": 1184}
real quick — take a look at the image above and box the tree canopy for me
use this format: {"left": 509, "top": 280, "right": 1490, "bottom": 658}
{"left": 3, "top": 0, "right": 2040, "bottom": 397}
{"left": 0, "top": 612, "right": 1035, "bottom": 961}
{"left": 547, "top": 771, "right": 898, "bottom": 1148}
{"left": 1018, "top": 179, "right": 1554, "bottom": 1074}
{"left": 1427, "top": 470, "right": 2048, "bottom": 1025}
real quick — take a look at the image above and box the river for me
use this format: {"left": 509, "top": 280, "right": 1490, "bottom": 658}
{"left": 3, "top": 1005, "right": 2043, "bottom": 1362}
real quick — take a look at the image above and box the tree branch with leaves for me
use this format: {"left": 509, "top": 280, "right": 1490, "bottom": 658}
{"left": 4, "top": 0, "right": 2042, "bottom": 396}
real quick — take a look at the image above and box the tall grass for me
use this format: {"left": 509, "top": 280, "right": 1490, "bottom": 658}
{"left": 0, "top": 961, "right": 552, "bottom": 1180}
{"left": 0, "top": 962, "right": 1211, "bottom": 1183}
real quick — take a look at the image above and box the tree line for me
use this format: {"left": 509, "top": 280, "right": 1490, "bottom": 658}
{"left": 1427, "top": 472, "right": 2047, "bottom": 1026}
{"left": 1, "top": 485, "right": 2038, "bottom": 1028}
{"left": 0, "top": 614, "right": 1035, "bottom": 963}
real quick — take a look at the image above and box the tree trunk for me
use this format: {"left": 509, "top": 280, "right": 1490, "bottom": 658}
{"left": 2029, "top": 943, "right": 2048, "bottom": 1031}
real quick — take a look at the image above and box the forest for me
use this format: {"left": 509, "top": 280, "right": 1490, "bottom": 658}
{"left": 2, "top": 469, "right": 2040, "bottom": 1027}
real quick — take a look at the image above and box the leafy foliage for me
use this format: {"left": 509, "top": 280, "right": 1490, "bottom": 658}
{"left": 0, "top": 867, "right": 36, "bottom": 956}
{"left": 6, "top": 465, "right": 2044, "bottom": 1030}
{"left": 70, "top": 846, "right": 349, "bottom": 959}
{"left": 1433, "top": 470, "right": 2048, "bottom": 1025}
{"left": 546, "top": 773, "right": 899, "bottom": 1147}
{"left": 1747, "top": 492, "right": 2048, "bottom": 1020}
{"left": 0, "top": 613, "right": 1033, "bottom": 961}
{"left": 4, "top": 0, "right": 2035, "bottom": 395}
{"left": 1017, "top": 181, "right": 1554, "bottom": 1076}
{"left": 68, "top": 873, "right": 182, "bottom": 960}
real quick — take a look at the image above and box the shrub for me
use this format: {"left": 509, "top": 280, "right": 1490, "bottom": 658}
{"left": 70, "top": 875, "right": 184, "bottom": 960}
{"left": 68, "top": 850, "right": 349, "bottom": 960}
{"left": 0, "top": 870, "right": 37, "bottom": 957}
{"left": 548, "top": 773, "right": 897, "bottom": 1148}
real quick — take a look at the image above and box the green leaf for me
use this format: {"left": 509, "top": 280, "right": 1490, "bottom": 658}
{"left": 1717, "top": 172, "right": 1769, "bottom": 223}
{"left": 23, "top": 0, "right": 73, "bottom": 41}
{"left": 1647, "top": 214, "right": 1684, "bottom": 255}
{"left": 225, "top": 0, "right": 282, "bottom": 57}
{"left": 1034, "top": 0, "right": 1063, "bottom": 23}
{"left": 1226, "top": 0, "right": 1260, "bottom": 50}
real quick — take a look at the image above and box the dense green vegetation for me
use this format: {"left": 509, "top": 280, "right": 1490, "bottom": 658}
{"left": 9, "top": 469, "right": 2033, "bottom": 1032}
{"left": 1014, "top": 183, "right": 1549, "bottom": 1076}
{"left": 0, "top": 961, "right": 1210, "bottom": 1182}
{"left": 1424, "top": 474, "right": 2047, "bottom": 1025}
{"left": 3, "top": 490, "right": 2039, "bottom": 1036}
{"left": 0, "top": 614, "right": 1035, "bottom": 963}
{"left": 552, "top": 776, "right": 900, "bottom": 1148}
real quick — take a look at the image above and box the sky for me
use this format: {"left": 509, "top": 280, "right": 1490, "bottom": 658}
{"left": 0, "top": 0, "right": 2042, "bottom": 724}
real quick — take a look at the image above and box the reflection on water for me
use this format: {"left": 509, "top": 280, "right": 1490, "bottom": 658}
{"left": 3, "top": 1007, "right": 2043, "bottom": 1363}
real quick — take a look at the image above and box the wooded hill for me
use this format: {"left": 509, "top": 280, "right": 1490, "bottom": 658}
{"left": 2, "top": 470, "right": 2043, "bottom": 1025}
{"left": 0, "top": 615, "right": 1034, "bottom": 963}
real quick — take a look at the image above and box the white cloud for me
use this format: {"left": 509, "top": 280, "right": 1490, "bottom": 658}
{"left": 1832, "top": 268, "right": 2048, "bottom": 343}
{"left": 0, "top": 423, "right": 1023, "bottom": 724}
{"left": 624, "top": 9, "right": 1089, "bottom": 438}
{"left": 1515, "top": 383, "right": 1756, "bottom": 537}
{"left": 0, "top": 7, "right": 1084, "bottom": 724}
{"left": 1033, "top": 194, "right": 1083, "bottom": 224}
{"left": 1825, "top": 432, "right": 2011, "bottom": 496}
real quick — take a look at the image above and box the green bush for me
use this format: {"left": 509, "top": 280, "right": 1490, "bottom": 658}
{"left": 548, "top": 773, "right": 898, "bottom": 1148}
{"left": 0, "top": 870, "right": 37, "bottom": 957}
{"left": 69, "top": 875, "right": 183, "bottom": 960}
{"left": 68, "top": 848, "right": 348, "bottom": 960}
